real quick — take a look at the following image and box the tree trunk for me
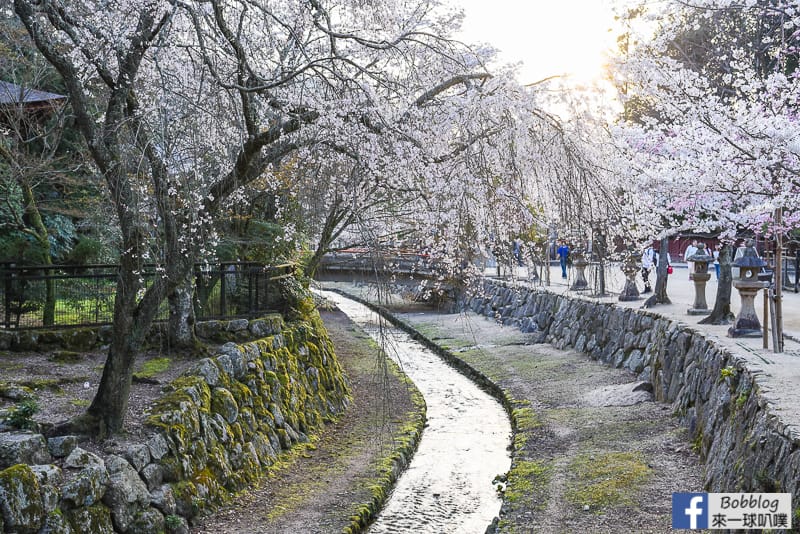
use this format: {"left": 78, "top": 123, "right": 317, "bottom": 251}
{"left": 83, "top": 262, "right": 169, "bottom": 436}
{"left": 699, "top": 244, "right": 735, "bottom": 325}
{"left": 168, "top": 271, "right": 196, "bottom": 348}
{"left": 596, "top": 263, "right": 607, "bottom": 296}
{"left": 21, "top": 182, "right": 56, "bottom": 326}
{"left": 593, "top": 230, "right": 608, "bottom": 296}
{"left": 643, "top": 236, "right": 671, "bottom": 308}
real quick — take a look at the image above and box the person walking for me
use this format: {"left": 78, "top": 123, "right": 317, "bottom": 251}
{"left": 557, "top": 240, "right": 570, "bottom": 279}
{"left": 684, "top": 239, "right": 699, "bottom": 280}
{"left": 641, "top": 245, "right": 656, "bottom": 293}
{"left": 513, "top": 238, "right": 523, "bottom": 267}
{"left": 712, "top": 244, "right": 721, "bottom": 280}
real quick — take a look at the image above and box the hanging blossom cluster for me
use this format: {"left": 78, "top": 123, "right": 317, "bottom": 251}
{"left": 613, "top": 0, "right": 800, "bottom": 240}
{"left": 15, "top": 0, "right": 614, "bottom": 289}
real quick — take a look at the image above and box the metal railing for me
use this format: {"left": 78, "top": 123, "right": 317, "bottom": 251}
{"left": 0, "top": 261, "right": 292, "bottom": 330}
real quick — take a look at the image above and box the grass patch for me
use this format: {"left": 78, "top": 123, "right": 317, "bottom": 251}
{"left": 565, "top": 452, "right": 650, "bottom": 509}
{"left": 69, "top": 399, "right": 90, "bottom": 408}
{"left": 513, "top": 406, "right": 542, "bottom": 433}
{"left": 134, "top": 357, "right": 171, "bottom": 379}
{"left": 504, "top": 460, "right": 552, "bottom": 506}
{"left": 1, "top": 399, "right": 40, "bottom": 430}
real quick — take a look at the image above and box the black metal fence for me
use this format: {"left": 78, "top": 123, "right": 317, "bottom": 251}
{"left": 0, "top": 261, "right": 291, "bottom": 330}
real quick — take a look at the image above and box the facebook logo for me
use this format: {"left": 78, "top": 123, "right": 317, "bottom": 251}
{"left": 673, "top": 493, "right": 708, "bottom": 529}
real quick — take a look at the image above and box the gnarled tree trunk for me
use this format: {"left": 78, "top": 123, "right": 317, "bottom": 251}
{"left": 168, "top": 271, "right": 196, "bottom": 348}
{"left": 699, "top": 244, "right": 735, "bottom": 324}
{"left": 643, "top": 236, "right": 671, "bottom": 308}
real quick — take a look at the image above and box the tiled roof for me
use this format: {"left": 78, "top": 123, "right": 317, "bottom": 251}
{"left": 0, "top": 80, "right": 66, "bottom": 105}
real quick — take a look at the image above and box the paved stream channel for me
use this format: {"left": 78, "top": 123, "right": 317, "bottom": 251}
{"left": 322, "top": 291, "right": 512, "bottom": 533}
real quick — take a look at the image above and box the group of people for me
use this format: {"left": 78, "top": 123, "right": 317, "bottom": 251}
{"left": 640, "top": 239, "right": 722, "bottom": 293}
{"left": 683, "top": 239, "right": 722, "bottom": 280}
{"left": 555, "top": 238, "right": 727, "bottom": 291}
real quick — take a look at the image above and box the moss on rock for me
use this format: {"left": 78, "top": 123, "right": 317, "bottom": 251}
{"left": 64, "top": 503, "right": 114, "bottom": 533}
{"left": 144, "top": 308, "right": 350, "bottom": 523}
{"left": 0, "top": 464, "right": 45, "bottom": 532}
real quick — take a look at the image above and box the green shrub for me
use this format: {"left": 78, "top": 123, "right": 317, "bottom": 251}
{"left": 3, "top": 399, "right": 40, "bottom": 430}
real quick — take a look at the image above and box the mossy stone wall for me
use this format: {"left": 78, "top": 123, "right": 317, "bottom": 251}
{"left": 146, "top": 312, "right": 350, "bottom": 520}
{"left": 0, "top": 311, "right": 350, "bottom": 532}
{"left": 467, "top": 280, "right": 800, "bottom": 496}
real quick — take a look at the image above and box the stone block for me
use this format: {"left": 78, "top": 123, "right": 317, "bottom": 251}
{"left": 61, "top": 465, "right": 108, "bottom": 508}
{"left": 226, "top": 319, "right": 249, "bottom": 332}
{"left": 48, "top": 435, "right": 79, "bottom": 458}
{"left": 195, "top": 320, "right": 222, "bottom": 341}
{"left": 64, "top": 447, "right": 105, "bottom": 470}
{"left": 146, "top": 434, "right": 170, "bottom": 461}
{"left": 195, "top": 358, "right": 221, "bottom": 387}
{"left": 211, "top": 387, "right": 239, "bottom": 424}
{"left": 150, "top": 484, "right": 176, "bottom": 515}
{"left": 11, "top": 331, "right": 38, "bottom": 351}
{"left": 64, "top": 504, "right": 114, "bottom": 533}
{"left": 140, "top": 463, "right": 163, "bottom": 491}
{"left": 0, "top": 331, "right": 14, "bottom": 350}
{"left": 42, "top": 509, "right": 72, "bottom": 533}
{"left": 0, "top": 432, "right": 51, "bottom": 468}
{"left": 62, "top": 328, "right": 97, "bottom": 351}
{"left": 125, "top": 444, "right": 151, "bottom": 472}
{"left": 103, "top": 455, "right": 151, "bottom": 532}
{"left": 127, "top": 507, "right": 165, "bottom": 534}
{"left": 0, "top": 464, "right": 45, "bottom": 532}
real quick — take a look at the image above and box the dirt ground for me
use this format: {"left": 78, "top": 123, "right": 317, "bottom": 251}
{"left": 0, "top": 344, "right": 192, "bottom": 445}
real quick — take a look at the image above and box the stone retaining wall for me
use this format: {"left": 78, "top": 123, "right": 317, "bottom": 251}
{"left": 466, "top": 279, "right": 800, "bottom": 497}
{"left": 0, "top": 311, "right": 349, "bottom": 533}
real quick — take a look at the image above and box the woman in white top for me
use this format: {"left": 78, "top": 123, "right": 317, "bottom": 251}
{"left": 684, "top": 239, "right": 699, "bottom": 279}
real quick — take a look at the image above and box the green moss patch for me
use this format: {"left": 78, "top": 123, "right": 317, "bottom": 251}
{"left": 49, "top": 351, "right": 83, "bottom": 364}
{"left": 134, "top": 357, "right": 171, "bottom": 379}
{"left": 504, "top": 460, "right": 552, "bottom": 506}
{"left": 565, "top": 452, "right": 651, "bottom": 509}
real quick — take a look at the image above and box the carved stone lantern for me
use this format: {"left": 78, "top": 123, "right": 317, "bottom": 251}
{"left": 728, "top": 243, "right": 768, "bottom": 338}
{"left": 570, "top": 249, "right": 589, "bottom": 291}
{"left": 687, "top": 243, "right": 712, "bottom": 315}
{"left": 619, "top": 246, "right": 641, "bottom": 301}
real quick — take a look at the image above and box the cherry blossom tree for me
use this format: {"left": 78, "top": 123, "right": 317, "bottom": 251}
{"left": 13, "top": 0, "right": 632, "bottom": 435}
{"left": 613, "top": 0, "right": 800, "bottom": 343}
{"left": 12, "top": 0, "right": 510, "bottom": 434}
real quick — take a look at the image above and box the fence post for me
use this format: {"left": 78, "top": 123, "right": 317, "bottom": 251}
{"left": 3, "top": 263, "right": 12, "bottom": 329}
{"left": 248, "top": 265, "right": 255, "bottom": 316}
{"left": 220, "top": 262, "right": 227, "bottom": 317}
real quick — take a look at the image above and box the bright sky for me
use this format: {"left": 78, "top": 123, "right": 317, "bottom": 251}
{"left": 452, "top": 0, "right": 620, "bottom": 86}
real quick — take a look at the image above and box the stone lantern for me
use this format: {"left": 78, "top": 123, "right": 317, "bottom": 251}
{"left": 570, "top": 249, "right": 589, "bottom": 291}
{"left": 687, "top": 243, "right": 713, "bottom": 315}
{"left": 619, "top": 246, "right": 641, "bottom": 301}
{"left": 728, "top": 243, "right": 768, "bottom": 338}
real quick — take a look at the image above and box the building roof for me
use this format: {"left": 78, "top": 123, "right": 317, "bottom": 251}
{"left": 0, "top": 80, "right": 66, "bottom": 105}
